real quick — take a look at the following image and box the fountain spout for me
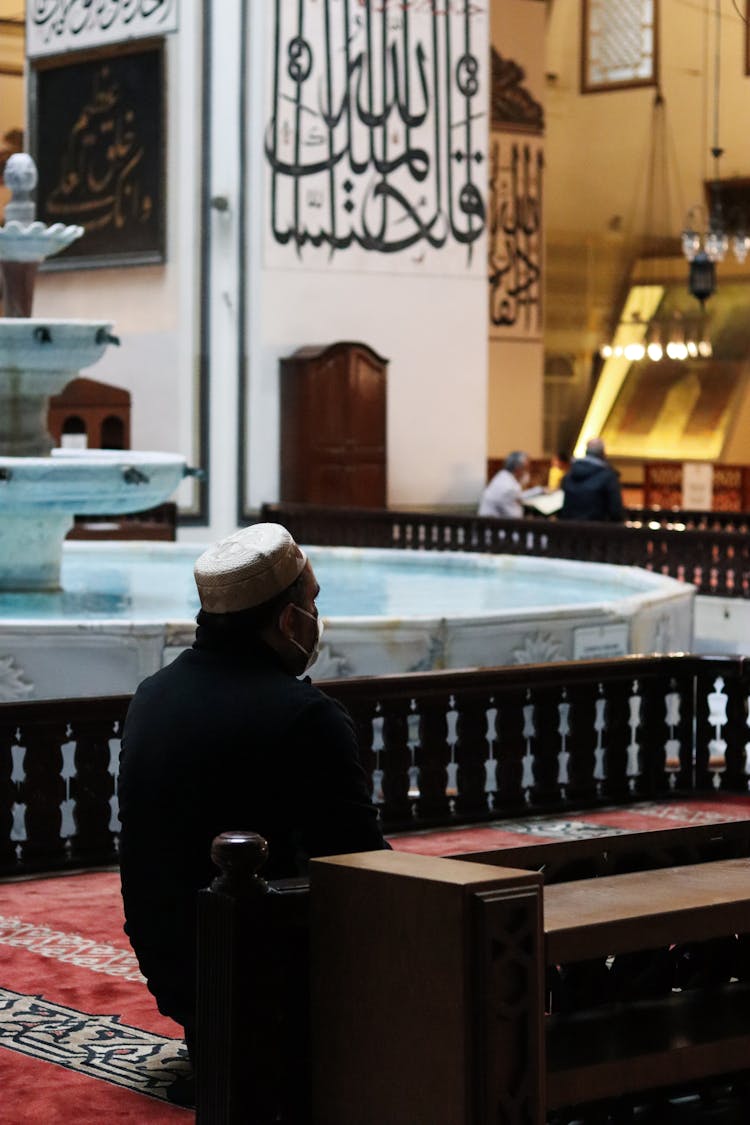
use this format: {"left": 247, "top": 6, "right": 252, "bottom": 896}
{"left": 1, "top": 153, "right": 83, "bottom": 317}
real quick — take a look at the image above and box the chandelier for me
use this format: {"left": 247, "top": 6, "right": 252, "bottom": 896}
{"left": 681, "top": 204, "right": 750, "bottom": 267}
{"left": 679, "top": 0, "right": 748, "bottom": 302}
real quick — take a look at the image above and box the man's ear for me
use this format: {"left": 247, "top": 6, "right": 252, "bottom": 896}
{"left": 277, "top": 602, "right": 296, "bottom": 636}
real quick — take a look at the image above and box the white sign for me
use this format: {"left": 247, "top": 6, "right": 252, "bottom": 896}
{"left": 27, "top": 1, "right": 178, "bottom": 59}
{"left": 264, "top": 0, "right": 488, "bottom": 275}
{"left": 681, "top": 462, "right": 713, "bottom": 510}
{"left": 573, "top": 624, "right": 629, "bottom": 660}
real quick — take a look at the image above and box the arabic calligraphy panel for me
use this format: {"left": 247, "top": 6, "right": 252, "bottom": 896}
{"left": 31, "top": 41, "right": 166, "bottom": 268}
{"left": 27, "top": 0, "right": 178, "bottom": 60}
{"left": 488, "top": 133, "right": 543, "bottom": 340}
{"left": 263, "top": 0, "right": 488, "bottom": 275}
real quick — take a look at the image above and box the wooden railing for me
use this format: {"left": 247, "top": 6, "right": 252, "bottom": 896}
{"left": 624, "top": 506, "right": 750, "bottom": 532}
{"left": 261, "top": 501, "right": 750, "bottom": 597}
{"left": 506, "top": 458, "right": 750, "bottom": 511}
{"left": 0, "top": 694, "right": 130, "bottom": 876}
{"left": 3, "top": 654, "right": 750, "bottom": 877}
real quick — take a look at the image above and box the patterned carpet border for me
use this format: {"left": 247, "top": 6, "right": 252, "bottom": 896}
{"left": 0, "top": 916, "right": 144, "bottom": 981}
{"left": 0, "top": 987, "right": 189, "bottom": 1102}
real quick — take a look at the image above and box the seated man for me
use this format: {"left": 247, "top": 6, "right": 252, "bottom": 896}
{"left": 478, "top": 450, "right": 531, "bottom": 518}
{"left": 559, "top": 437, "right": 623, "bottom": 522}
{"left": 118, "top": 523, "right": 388, "bottom": 1096}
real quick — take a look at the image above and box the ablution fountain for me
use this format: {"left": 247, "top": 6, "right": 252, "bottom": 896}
{"left": 0, "top": 153, "right": 187, "bottom": 592}
{"left": 0, "top": 155, "right": 694, "bottom": 701}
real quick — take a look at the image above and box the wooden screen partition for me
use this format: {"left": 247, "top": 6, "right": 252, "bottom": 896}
{"left": 644, "top": 461, "right": 750, "bottom": 510}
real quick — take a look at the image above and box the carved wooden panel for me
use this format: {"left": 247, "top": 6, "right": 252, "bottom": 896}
{"left": 472, "top": 884, "right": 544, "bottom": 1124}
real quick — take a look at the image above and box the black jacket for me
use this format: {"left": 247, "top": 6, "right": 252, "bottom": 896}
{"left": 559, "top": 455, "right": 623, "bottom": 522}
{"left": 118, "top": 628, "right": 387, "bottom": 1027}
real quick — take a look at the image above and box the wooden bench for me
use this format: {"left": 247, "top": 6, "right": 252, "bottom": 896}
{"left": 196, "top": 821, "right": 750, "bottom": 1124}
{"left": 544, "top": 860, "right": 750, "bottom": 1109}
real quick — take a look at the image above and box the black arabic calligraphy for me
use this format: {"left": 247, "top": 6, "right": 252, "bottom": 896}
{"left": 266, "top": 0, "right": 486, "bottom": 262}
{"left": 32, "top": 1, "right": 175, "bottom": 41}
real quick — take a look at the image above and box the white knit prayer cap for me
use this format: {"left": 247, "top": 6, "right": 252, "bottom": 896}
{"left": 194, "top": 523, "right": 307, "bottom": 613}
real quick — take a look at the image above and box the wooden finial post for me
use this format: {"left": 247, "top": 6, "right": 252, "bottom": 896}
{"left": 209, "top": 830, "right": 269, "bottom": 896}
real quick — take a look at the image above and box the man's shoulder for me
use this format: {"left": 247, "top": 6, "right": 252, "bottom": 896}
{"left": 293, "top": 680, "right": 353, "bottom": 724}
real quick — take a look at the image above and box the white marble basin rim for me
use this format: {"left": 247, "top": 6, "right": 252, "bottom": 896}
{"left": 313, "top": 549, "right": 692, "bottom": 623}
{"left": 0, "top": 449, "right": 188, "bottom": 514}
{"left": 0, "top": 318, "right": 116, "bottom": 375}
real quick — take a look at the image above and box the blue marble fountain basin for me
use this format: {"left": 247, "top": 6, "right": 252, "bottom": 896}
{"left": 0, "top": 543, "right": 695, "bottom": 699}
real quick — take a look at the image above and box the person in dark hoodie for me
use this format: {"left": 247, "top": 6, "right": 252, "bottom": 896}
{"left": 559, "top": 437, "right": 623, "bottom": 522}
{"left": 118, "top": 523, "right": 388, "bottom": 1106}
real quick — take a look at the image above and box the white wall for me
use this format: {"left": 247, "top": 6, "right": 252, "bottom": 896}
{"left": 247, "top": 272, "right": 487, "bottom": 509}
{"left": 23, "top": 0, "right": 490, "bottom": 538}
{"left": 31, "top": 2, "right": 205, "bottom": 523}
{"left": 243, "top": 0, "right": 488, "bottom": 512}
{"left": 487, "top": 0, "right": 545, "bottom": 462}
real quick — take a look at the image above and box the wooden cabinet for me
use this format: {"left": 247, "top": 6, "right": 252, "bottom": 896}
{"left": 280, "top": 341, "right": 387, "bottom": 508}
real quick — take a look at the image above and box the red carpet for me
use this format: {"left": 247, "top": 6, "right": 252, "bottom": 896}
{"left": 0, "top": 871, "right": 190, "bottom": 1123}
{"left": 4, "top": 796, "right": 750, "bottom": 1121}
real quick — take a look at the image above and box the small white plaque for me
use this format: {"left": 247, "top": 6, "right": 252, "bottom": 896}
{"left": 681, "top": 462, "right": 713, "bottom": 510}
{"left": 573, "top": 624, "right": 629, "bottom": 660}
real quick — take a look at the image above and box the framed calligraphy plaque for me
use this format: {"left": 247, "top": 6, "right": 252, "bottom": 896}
{"left": 29, "top": 40, "right": 166, "bottom": 269}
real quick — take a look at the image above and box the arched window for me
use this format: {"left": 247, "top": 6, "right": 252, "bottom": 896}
{"left": 61, "top": 414, "right": 87, "bottom": 449}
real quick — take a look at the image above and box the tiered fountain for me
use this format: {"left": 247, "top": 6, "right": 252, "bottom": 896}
{"left": 0, "top": 153, "right": 187, "bottom": 591}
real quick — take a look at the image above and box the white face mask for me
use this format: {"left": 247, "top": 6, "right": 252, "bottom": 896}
{"left": 288, "top": 604, "right": 324, "bottom": 672}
